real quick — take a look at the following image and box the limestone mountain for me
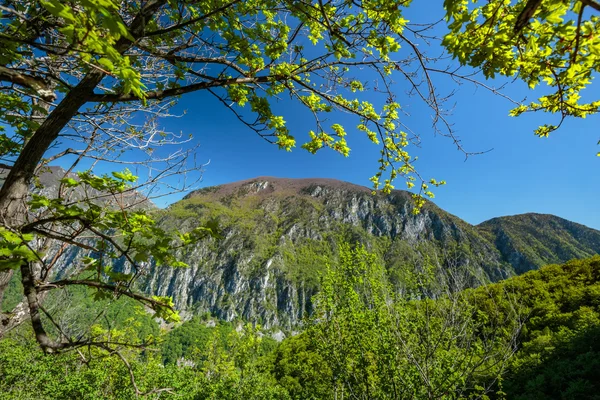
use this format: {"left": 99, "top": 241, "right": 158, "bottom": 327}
{"left": 140, "top": 177, "right": 600, "bottom": 328}
{"left": 12, "top": 172, "right": 599, "bottom": 329}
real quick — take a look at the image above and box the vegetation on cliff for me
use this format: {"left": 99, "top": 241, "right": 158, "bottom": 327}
{"left": 2, "top": 251, "right": 600, "bottom": 399}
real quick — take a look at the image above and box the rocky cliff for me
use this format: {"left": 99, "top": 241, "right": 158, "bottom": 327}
{"left": 137, "top": 177, "right": 600, "bottom": 329}
{"left": 15, "top": 171, "right": 600, "bottom": 329}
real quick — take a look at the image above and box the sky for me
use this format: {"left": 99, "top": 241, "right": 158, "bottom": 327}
{"left": 51, "top": 3, "right": 600, "bottom": 230}
{"left": 136, "top": 4, "right": 600, "bottom": 231}
{"left": 162, "top": 79, "right": 599, "bottom": 230}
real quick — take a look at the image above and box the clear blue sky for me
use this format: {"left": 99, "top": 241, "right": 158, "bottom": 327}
{"left": 46, "top": 4, "right": 595, "bottom": 231}
{"left": 162, "top": 83, "right": 599, "bottom": 230}
{"left": 143, "top": 4, "right": 600, "bottom": 231}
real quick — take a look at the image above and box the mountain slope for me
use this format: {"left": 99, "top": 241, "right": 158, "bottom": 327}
{"left": 18, "top": 173, "right": 599, "bottom": 329}
{"left": 478, "top": 213, "right": 600, "bottom": 274}
{"left": 140, "top": 177, "right": 600, "bottom": 328}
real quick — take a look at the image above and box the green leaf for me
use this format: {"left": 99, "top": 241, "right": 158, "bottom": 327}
{"left": 97, "top": 57, "right": 115, "bottom": 71}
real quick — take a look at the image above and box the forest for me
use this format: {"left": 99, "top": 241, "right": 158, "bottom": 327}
{"left": 2, "top": 251, "right": 600, "bottom": 399}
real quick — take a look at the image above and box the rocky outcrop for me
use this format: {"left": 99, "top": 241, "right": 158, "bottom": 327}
{"left": 24, "top": 174, "right": 600, "bottom": 329}
{"left": 137, "top": 177, "right": 600, "bottom": 328}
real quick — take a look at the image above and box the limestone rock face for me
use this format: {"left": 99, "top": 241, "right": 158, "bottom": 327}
{"left": 141, "top": 177, "right": 600, "bottom": 328}
{"left": 31, "top": 173, "right": 600, "bottom": 329}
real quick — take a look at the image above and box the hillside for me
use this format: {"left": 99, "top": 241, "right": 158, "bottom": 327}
{"left": 3, "top": 250, "right": 600, "bottom": 399}
{"left": 478, "top": 213, "right": 600, "bottom": 274}
{"left": 136, "top": 177, "right": 600, "bottom": 328}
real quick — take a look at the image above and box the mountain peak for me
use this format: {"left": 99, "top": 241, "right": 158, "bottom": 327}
{"left": 185, "top": 176, "right": 374, "bottom": 200}
{"left": 478, "top": 212, "right": 600, "bottom": 274}
{"left": 154, "top": 176, "right": 600, "bottom": 326}
{"left": 479, "top": 213, "right": 574, "bottom": 225}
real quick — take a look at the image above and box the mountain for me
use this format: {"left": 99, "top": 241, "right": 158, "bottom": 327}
{"left": 14, "top": 172, "right": 599, "bottom": 329}
{"left": 36, "top": 166, "right": 155, "bottom": 208}
{"left": 138, "top": 177, "right": 600, "bottom": 329}
{"left": 478, "top": 213, "right": 600, "bottom": 274}
{"left": 0, "top": 165, "right": 155, "bottom": 210}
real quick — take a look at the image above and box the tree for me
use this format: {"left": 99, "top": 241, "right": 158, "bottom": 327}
{"left": 0, "top": 0, "right": 597, "bottom": 352}
{"left": 309, "top": 244, "right": 522, "bottom": 399}
{"left": 443, "top": 0, "right": 600, "bottom": 137}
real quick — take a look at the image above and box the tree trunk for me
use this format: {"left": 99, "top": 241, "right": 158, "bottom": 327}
{"left": 0, "top": 0, "right": 166, "bottom": 339}
{"left": 0, "top": 269, "right": 13, "bottom": 308}
{"left": 0, "top": 71, "right": 104, "bottom": 329}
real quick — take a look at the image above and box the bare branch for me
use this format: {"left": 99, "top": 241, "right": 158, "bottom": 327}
{"left": 0, "top": 66, "right": 56, "bottom": 101}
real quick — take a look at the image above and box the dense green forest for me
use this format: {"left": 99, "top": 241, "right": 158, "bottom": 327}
{"left": 2, "top": 252, "right": 599, "bottom": 399}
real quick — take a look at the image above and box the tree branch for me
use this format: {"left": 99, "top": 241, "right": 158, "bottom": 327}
{"left": 0, "top": 66, "right": 56, "bottom": 101}
{"left": 87, "top": 75, "right": 276, "bottom": 102}
{"left": 582, "top": 0, "right": 600, "bottom": 12}
{"left": 38, "top": 279, "right": 171, "bottom": 312}
{"left": 143, "top": 0, "right": 243, "bottom": 37}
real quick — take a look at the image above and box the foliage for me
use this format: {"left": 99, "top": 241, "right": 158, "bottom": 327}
{"left": 443, "top": 0, "right": 600, "bottom": 137}
{"left": 307, "top": 244, "right": 519, "bottom": 399}
{"left": 270, "top": 333, "right": 333, "bottom": 400}
{"left": 488, "top": 256, "right": 600, "bottom": 399}
{"left": 39, "top": 278, "right": 161, "bottom": 342}
{"left": 0, "top": 320, "right": 287, "bottom": 399}
{"left": 0, "top": 269, "right": 22, "bottom": 312}
{"left": 0, "top": 335, "right": 143, "bottom": 399}
{"left": 2, "top": 253, "right": 600, "bottom": 398}
{"left": 270, "top": 254, "right": 600, "bottom": 400}
{"left": 160, "top": 317, "right": 238, "bottom": 365}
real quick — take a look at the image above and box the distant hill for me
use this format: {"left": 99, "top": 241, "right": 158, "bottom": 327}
{"left": 478, "top": 213, "right": 600, "bottom": 274}
{"left": 0, "top": 165, "right": 155, "bottom": 209}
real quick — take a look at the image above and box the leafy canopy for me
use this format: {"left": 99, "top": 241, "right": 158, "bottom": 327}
{"left": 444, "top": 0, "right": 600, "bottom": 138}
